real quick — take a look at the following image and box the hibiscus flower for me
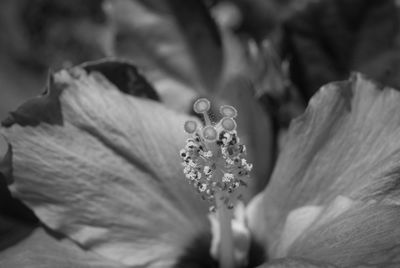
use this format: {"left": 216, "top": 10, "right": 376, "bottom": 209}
{"left": 1, "top": 58, "right": 400, "bottom": 268}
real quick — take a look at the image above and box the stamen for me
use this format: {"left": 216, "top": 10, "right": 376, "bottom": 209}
{"left": 180, "top": 98, "right": 252, "bottom": 268}
{"left": 222, "top": 173, "right": 234, "bottom": 183}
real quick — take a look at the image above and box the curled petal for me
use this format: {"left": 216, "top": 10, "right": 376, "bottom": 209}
{"left": 1, "top": 65, "right": 209, "bottom": 267}
{"left": 111, "top": 0, "right": 223, "bottom": 93}
{"left": 247, "top": 74, "right": 400, "bottom": 262}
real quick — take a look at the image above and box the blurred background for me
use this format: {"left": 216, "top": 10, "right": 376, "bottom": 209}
{"left": 2, "top": 0, "right": 400, "bottom": 120}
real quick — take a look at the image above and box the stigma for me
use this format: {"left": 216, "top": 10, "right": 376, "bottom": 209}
{"left": 180, "top": 98, "right": 252, "bottom": 210}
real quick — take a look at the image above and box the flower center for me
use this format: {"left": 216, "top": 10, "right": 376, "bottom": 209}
{"left": 180, "top": 98, "right": 252, "bottom": 210}
{"left": 180, "top": 98, "right": 253, "bottom": 268}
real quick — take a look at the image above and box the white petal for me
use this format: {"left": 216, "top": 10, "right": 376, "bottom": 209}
{"left": 1, "top": 66, "right": 209, "bottom": 267}
{"left": 247, "top": 74, "right": 400, "bottom": 263}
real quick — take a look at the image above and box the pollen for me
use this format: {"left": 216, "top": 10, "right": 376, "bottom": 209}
{"left": 222, "top": 173, "right": 234, "bottom": 183}
{"left": 180, "top": 98, "right": 252, "bottom": 209}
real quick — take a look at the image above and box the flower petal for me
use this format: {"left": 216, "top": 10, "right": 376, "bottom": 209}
{"left": 287, "top": 200, "right": 400, "bottom": 267}
{"left": 256, "top": 257, "right": 336, "bottom": 268}
{"left": 0, "top": 214, "right": 35, "bottom": 252}
{"left": 0, "top": 228, "right": 125, "bottom": 268}
{"left": 247, "top": 73, "right": 400, "bottom": 256}
{"left": 0, "top": 135, "right": 40, "bottom": 254}
{"left": 110, "top": 1, "right": 277, "bottom": 198}
{"left": 81, "top": 59, "right": 160, "bottom": 101}
{"left": 110, "top": 0, "right": 223, "bottom": 93}
{"left": 217, "top": 33, "right": 277, "bottom": 198}
{"left": 0, "top": 135, "right": 12, "bottom": 184}
{"left": 1, "top": 65, "right": 209, "bottom": 266}
{"left": 0, "top": 135, "right": 38, "bottom": 229}
{"left": 217, "top": 76, "right": 275, "bottom": 200}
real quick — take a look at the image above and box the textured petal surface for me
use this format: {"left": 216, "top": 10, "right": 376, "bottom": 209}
{"left": 247, "top": 74, "right": 400, "bottom": 263}
{"left": 1, "top": 66, "right": 209, "bottom": 267}
{"left": 0, "top": 228, "right": 125, "bottom": 268}
{"left": 286, "top": 199, "right": 400, "bottom": 267}
{"left": 257, "top": 257, "right": 336, "bottom": 268}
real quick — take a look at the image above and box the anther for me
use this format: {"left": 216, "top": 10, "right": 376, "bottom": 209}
{"left": 201, "top": 151, "right": 213, "bottom": 158}
{"left": 238, "top": 144, "right": 246, "bottom": 153}
{"left": 179, "top": 149, "right": 187, "bottom": 158}
{"left": 199, "top": 183, "right": 207, "bottom": 192}
{"left": 204, "top": 166, "right": 212, "bottom": 175}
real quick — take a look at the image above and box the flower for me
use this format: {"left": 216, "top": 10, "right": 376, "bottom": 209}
{"left": 1, "top": 60, "right": 400, "bottom": 268}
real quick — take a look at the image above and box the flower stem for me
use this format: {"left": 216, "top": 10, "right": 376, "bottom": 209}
{"left": 216, "top": 193, "right": 235, "bottom": 268}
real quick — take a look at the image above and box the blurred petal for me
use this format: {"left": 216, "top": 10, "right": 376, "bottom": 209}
{"left": 110, "top": 0, "right": 223, "bottom": 93}
{"left": 110, "top": 0, "right": 276, "bottom": 197}
{"left": 217, "top": 76, "right": 275, "bottom": 200}
{"left": 1, "top": 64, "right": 209, "bottom": 267}
{"left": 0, "top": 1, "right": 114, "bottom": 119}
{"left": 276, "top": 204, "right": 323, "bottom": 257}
{"left": 81, "top": 59, "right": 160, "bottom": 102}
{"left": 247, "top": 74, "right": 400, "bottom": 257}
{"left": 283, "top": 0, "right": 400, "bottom": 100}
{"left": 145, "top": 73, "right": 199, "bottom": 113}
{"left": 229, "top": 0, "right": 316, "bottom": 40}
{"left": 217, "top": 33, "right": 276, "bottom": 198}
{"left": 0, "top": 228, "right": 125, "bottom": 268}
